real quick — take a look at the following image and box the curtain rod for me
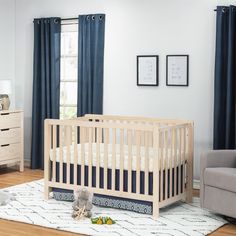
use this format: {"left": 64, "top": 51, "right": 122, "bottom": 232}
{"left": 61, "top": 17, "right": 78, "bottom": 21}
{"left": 214, "top": 9, "right": 225, "bottom": 12}
{"left": 214, "top": 7, "right": 235, "bottom": 12}
{"left": 33, "top": 17, "right": 78, "bottom": 23}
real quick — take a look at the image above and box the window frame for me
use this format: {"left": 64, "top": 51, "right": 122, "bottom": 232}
{"left": 59, "top": 19, "right": 78, "bottom": 119}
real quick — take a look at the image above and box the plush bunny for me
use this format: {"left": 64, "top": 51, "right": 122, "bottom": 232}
{"left": 72, "top": 188, "right": 93, "bottom": 219}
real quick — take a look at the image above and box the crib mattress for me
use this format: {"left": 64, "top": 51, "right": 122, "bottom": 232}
{"left": 49, "top": 143, "right": 184, "bottom": 172}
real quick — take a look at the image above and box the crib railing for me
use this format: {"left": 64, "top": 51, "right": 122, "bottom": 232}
{"left": 82, "top": 114, "right": 191, "bottom": 125}
{"left": 44, "top": 117, "right": 193, "bottom": 218}
{"left": 82, "top": 114, "right": 193, "bottom": 203}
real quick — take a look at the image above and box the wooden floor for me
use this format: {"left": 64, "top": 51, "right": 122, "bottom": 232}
{"left": 0, "top": 167, "right": 235, "bottom": 236}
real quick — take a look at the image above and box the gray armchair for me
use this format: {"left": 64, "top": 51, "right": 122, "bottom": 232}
{"left": 200, "top": 150, "right": 236, "bottom": 218}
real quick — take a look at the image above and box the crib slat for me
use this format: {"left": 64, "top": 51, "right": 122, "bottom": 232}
{"left": 52, "top": 125, "right": 57, "bottom": 182}
{"left": 127, "top": 129, "right": 132, "bottom": 193}
{"left": 149, "top": 130, "right": 153, "bottom": 147}
{"left": 96, "top": 128, "right": 101, "bottom": 189}
{"left": 81, "top": 127, "right": 85, "bottom": 187}
{"left": 92, "top": 127, "right": 96, "bottom": 143}
{"left": 174, "top": 128, "right": 177, "bottom": 196}
{"left": 88, "top": 127, "right": 93, "bottom": 188}
{"left": 104, "top": 128, "right": 109, "bottom": 190}
{"left": 120, "top": 129, "right": 124, "bottom": 192}
{"left": 66, "top": 126, "right": 71, "bottom": 185}
{"left": 181, "top": 127, "right": 185, "bottom": 193}
{"left": 112, "top": 128, "right": 116, "bottom": 191}
{"left": 170, "top": 128, "right": 173, "bottom": 197}
{"left": 98, "top": 126, "right": 102, "bottom": 142}
{"left": 178, "top": 128, "right": 181, "bottom": 195}
{"left": 160, "top": 131, "right": 164, "bottom": 202}
{"left": 140, "top": 130, "right": 144, "bottom": 146}
{"left": 74, "top": 126, "right": 78, "bottom": 186}
{"left": 144, "top": 131, "right": 149, "bottom": 195}
{"left": 136, "top": 130, "right": 141, "bottom": 194}
{"left": 59, "top": 126, "right": 63, "bottom": 184}
{"left": 183, "top": 127, "right": 186, "bottom": 192}
{"left": 164, "top": 130, "right": 168, "bottom": 200}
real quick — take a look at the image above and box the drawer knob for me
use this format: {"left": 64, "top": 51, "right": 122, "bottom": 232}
{"left": 1, "top": 128, "right": 9, "bottom": 132}
{"left": 1, "top": 144, "right": 10, "bottom": 147}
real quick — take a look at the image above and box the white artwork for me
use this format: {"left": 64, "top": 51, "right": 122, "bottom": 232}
{"left": 137, "top": 56, "right": 158, "bottom": 86}
{"left": 167, "top": 55, "right": 189, "bottom": 86}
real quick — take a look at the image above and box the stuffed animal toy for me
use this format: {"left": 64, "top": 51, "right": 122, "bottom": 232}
{"left": 0, "top": 191, "right": 15, "bottom": 206}
{"left": 72, "top": 188, "right": 93, "bottom": 220}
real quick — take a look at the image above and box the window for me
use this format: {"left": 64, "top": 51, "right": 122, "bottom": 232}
{"left": 60, "top": 21, "right": 78, "bottom": 119}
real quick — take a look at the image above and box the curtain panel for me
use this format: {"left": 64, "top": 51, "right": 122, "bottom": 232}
{"left": 77, "top": 14, "right": 105, "bottom": 117}
{"left": 214, "top": 6, "right": 236, "bottom": 149}
{"left": 31, "top": 17, "right": 61, "bottom": 169}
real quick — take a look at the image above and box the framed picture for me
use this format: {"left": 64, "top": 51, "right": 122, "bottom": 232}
{"left": 137, "top": 55, "right": 158, "bottom": 86}
{"left": 166, "top": 55, "right": 189, "bottom": 86}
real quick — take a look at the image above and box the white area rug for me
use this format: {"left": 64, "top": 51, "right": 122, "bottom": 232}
{"left": 0, "top": 180, "right": 226, "bottom": 236}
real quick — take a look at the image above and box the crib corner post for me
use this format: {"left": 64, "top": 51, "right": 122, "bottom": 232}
{"left": 152, "top": 201, "right": 159, "bottom": 219}
{"left": 44, "top": 119, "right": 51, "bottom": 200}
{"left": 44, "top": 184, "right": 51, "bottom": 200}
{"left": 186, "top": 122, "right": 194, "bottom": 203}
{"left": 152, "top": 126, "right": 160, "bottom": 220}
{"left": 186, "top": 171, "right": 193, "bottom": 203}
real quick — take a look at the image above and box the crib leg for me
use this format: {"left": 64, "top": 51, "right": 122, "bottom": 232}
{"left": 185, "top": 173, "right": 193, "bottom": 203}
{"left": 44, "top": 185, "right": 51, "bottom": 200}
{"left": 186, "top": 187, "right": 193, "bottom": 203}
{"left": 186, "top": 168, "right": 193, "bottom": 203}
{"left": 152, "top": 201, "right": 159, "bottom": 219}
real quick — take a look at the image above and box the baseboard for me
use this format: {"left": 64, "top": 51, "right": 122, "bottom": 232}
{"left": 193, "top": 179, "right": 200, "bottom": 190}
{"left": 3, "top": 159, "right": 31, "bottom": 169}
{"left": 24, "top": 159, "right": 31, "bottom": 168}
{"left": 0, "top": 164, "right": 8, "bottom": 169}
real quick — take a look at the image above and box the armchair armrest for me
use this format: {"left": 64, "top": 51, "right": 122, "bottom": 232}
{"left": 201, "top": 150, "right": 236, "bottom": 169}
{"left": 200, "top": 150, "right": 236, "bottom": 207}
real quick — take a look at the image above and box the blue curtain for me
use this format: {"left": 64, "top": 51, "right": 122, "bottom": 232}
{"left": 77, "top": 14, "right": 105, "bottom": 116}
{"left": 214, "top": 6, "right": 236, "bottom": 149}
{"left": 31, "top": 17, "right": 61, "bottom": 169}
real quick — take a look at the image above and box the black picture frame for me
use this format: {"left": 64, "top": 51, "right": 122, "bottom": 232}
{"left": 166, "top": 55, "right": 189, "bottom": 86}
{"left": 137, "top": 55, "right": 159, "bottom": 86}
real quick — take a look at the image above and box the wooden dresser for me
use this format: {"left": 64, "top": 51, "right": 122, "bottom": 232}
{"left": 0, "top": 110, "right": 24, "bottom": 172}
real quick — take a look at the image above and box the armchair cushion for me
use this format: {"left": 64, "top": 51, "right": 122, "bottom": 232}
{"left": 204, "top": 167, "right": 236, "bottom": 193}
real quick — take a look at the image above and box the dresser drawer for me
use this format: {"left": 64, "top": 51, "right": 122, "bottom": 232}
{"left": 0, "top": 113, "right": 21, "bottom": 129}
{"left": 0, "top": 128, "right": 21, "bottom": 145}
{"left": 0, "top": 143, "right": 21, "bottom": 162}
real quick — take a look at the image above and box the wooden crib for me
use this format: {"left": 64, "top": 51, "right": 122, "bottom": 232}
{"left": 44, "top": 114, "right": 193, "bottom": 218}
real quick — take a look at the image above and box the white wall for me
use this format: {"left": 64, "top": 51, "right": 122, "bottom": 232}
{"left": 0, "top": 0, "right": 15, "bottom": 108}
{"left": 13, "top": 0, "right": 235, "bottom": 178}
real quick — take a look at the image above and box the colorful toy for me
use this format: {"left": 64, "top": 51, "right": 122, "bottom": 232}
{"left": 91, "top": 216, "right": 116, "bottom": 225}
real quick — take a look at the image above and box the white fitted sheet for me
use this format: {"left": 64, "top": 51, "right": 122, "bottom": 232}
{"left": 49, "top": 143, "right": 184, "bottom": 172}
